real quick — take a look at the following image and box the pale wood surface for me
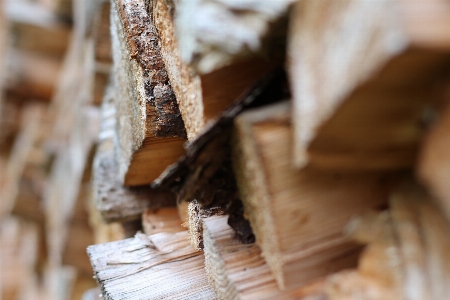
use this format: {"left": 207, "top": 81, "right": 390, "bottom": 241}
{"left": 233, "top": 101, "right": 393, "bottom": 289}
{"left": 88, "top": 231, "right": 217, "bottom": 300}
{"left": 288, "top": 0, "right": 450, "bottom": 168}
{"left": 203, "top": 215, "right": 326, "bottom": 300}
{"left": 175, "top": 0, "right": 294, "bottom": 74}
{"left": 142, "top": 207, "right": 184, "bottom": 235}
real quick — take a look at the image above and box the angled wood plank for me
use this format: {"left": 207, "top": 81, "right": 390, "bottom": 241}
{"left": 203, "top": 215, "right": 326, "bottom": 300}
{"left": 289, "top": 0, "right": 450, "bottom": 169}
{"left": 87, "top": 231, "right": 217, "bottom": 300}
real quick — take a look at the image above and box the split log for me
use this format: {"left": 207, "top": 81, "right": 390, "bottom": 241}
{"left": 233, "top": 101, "right": 394, "bottom": 289}
{"left": 111, "top": 0, "right": 187, "bottom": 186}
{"left": 5, "top": 0, "right": 71, "bottom": 57}
{"left": 324, "top": 182, "right": 450, "bottom": 300}
{"left": 203, "top": 215, "right": 326, "bottom": 300}
{"left": 93, "top": 81, "right": 176, "bottom": 223}
{"left": 153, "top": 0, "right": 281, "bottom": 140}
{"left": 38, "top": 0, "right": 73, "bottom": 21}
{"left": 289, "top": 0, "right": 450, "bottom": 169}
{"left": 87, "top": 231, "right": 217, "bottom": 300}
{"left": 153, "top": 70, "right": 287, "bottom": 248}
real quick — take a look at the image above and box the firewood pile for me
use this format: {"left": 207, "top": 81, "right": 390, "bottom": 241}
{"left": 0, "top": 0, "right": 450, "bottom": 299}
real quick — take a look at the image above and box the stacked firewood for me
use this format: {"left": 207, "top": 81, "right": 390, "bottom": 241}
{"left": 1, "top": 0, "right": 450, "bottom": 299}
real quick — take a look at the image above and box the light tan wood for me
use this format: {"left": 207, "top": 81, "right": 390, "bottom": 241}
{"left": 111, "top": 0, "right": 187, "bottom": 186}
{"left": 142, "top": 207, "right": 184, "bottom": 235}
{"left": 153, "top": 0, "right": 280, "bottom": 140}
{"left": 87, "top": 231, "right": 217, "bottom": 300}
{"left": 44, "top": 105, "right": 99, "bottom": 266}
{"left": 325, "top": 182, "right": 450, "bottom": 300}
{"left": 5, "top": 50, "right": 62, "bottom": 100}
{"left": 203, "top": 215, "right": 326, "bottom": 300}
{"left": 288, "top": 0, "right": 450, "bottom": 169}
{"left": 5, "top": 0, "right": 71, "bottom": 57}
{"left": 233, "top": 101, "right": 392, "bottom": 289}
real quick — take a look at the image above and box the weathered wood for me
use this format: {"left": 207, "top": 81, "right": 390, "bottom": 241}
{"left": 93, "top": 81, "right": 176, "bottom": 223}
{"left": 5, "top": 0, "right": 71, "bottom": 57}
{"left": 142, "top": 207, "right": 184, "bottom": 235}
{"left": 0, "top": 104, "right": 45, "bottom": 219}
{"left": 45, "top": 106, "right": 99, "bottom": 265}
{"left": 325, "top": 182, "right": 450, "bottom": 300}
{"left": 5, "top": 50, "right": 62, "bottom": 101}
{"left": 38, "top": 0, "right": 73, "bottom": 21}
{"left": 153, "top": 0, "right": 281, "bottom": 140}
{"left": 111, "top": 0, "right": 187, "bottom": 186}
{"left": 289, "top": 0, "right": 450, "bottom": 169}
{"left": 233, "top": 101, "right": 394, "bottom": 289}
{"left": 203, "top": 215, "right": 326, "bottom": 300}
{"left": 87, "top": 231, "right": 217, "bottom": 300}
{"left": 175, "top": 0, "right": 293, "bottom": 74}
{"left": 153, "top": 70, "right": 287, "bottom": 247}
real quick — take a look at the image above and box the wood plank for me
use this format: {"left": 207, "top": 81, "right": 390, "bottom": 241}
{"left": 203, "top": 215, "right": 326, "bottom": 300}
{"left": 153, "top": 0, "right": 281, "bottom": 140}
{"left": 288, "top": 0, "right": 450, "bottom": 169}
{"left": 87, "top": 231, "right": 217, "bottom": 300}
{"left": 110, "top": 0, "right": 187, "bottom": 186}
{"left": 93, "top": 81, "right": 176, "bottom": 223}
{"left": 233, "top": 101, "right": 393, "bottom": 289}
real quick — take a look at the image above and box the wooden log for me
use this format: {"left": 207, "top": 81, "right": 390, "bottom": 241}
{"left": 5, "top": 0, "right": 71, "bottom": 57}
{"left": 38, "top": 0, "right": 73, "bottom": 21}
{"left": 325, "top": 182, "right": 450, "bottom": 300}
{"left": 233, "top": 101, "right": 394, "bottom": 289}
{"left": 87, "top": 231, "right": 217, "bottom": 300}
{"left": 203, "top": 215, "right": 326, "bottom": 300}
{"left": 5, "top": 50, "right": 62, "bottom": 101}
{"left": 44, "top": 105, "right": 99, "bottom": 265}
{"left": 153, "top": 0, "right": 281, "bottom": 140}
{"left": 110, "top": 0, "right": 187, "bottom": 186}
{"left": 93, "top": 0, "right": 112, "bottom": 64}
{"left": 288, "top": 0, "right": 450, "bottom": 169}
{"left": 93, "top": 81, "right": 176, "bottom": 223}
{"left": 0, "top": 104, "right": 45, "bottom": 219}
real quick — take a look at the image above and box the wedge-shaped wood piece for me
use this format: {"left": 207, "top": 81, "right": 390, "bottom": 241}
{"left": 152, "top": 0, "right": 281, "bottom": 140}
{"left": 93, "top": 82, "right": 176, "bottom": 223}
{"left": 233, "top": 101, "right": 392, "bottom": 289}
{"left": 203, "top": 215, "right": 326, "bottom": 300}
{"left": 87, "top": 231, "right": 217, "bottom": 300}
{"left": 325, "top": 182, "right": 450, "bottom": 300}
{"left": 111, "top": 0, "right": 187, "bottom": 186}
{"left": 289, "top": 0, "right": 450, "bottom": 168}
